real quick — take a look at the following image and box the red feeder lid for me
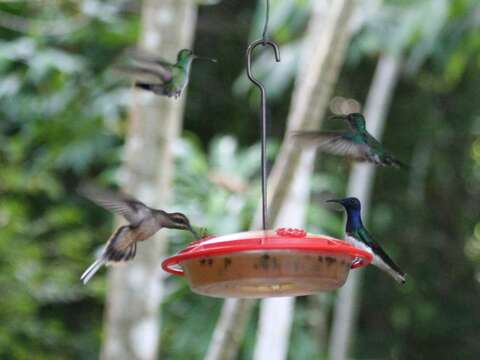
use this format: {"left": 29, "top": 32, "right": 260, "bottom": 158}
{"left": 162, "top": 228, "right": 373, "bottom": 276}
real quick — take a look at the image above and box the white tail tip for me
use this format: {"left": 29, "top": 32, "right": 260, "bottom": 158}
{"left": 80, "top": 259, "right": 105, "bottom": 284}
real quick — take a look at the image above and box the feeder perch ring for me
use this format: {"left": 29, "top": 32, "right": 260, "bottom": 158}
{"left": 162, "top": 229, "right": 373, "bottom": 298}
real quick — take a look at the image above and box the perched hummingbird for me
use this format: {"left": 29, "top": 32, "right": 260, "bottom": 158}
{"left": 292, "top": 113, "right": 408, "bottom": 168}
{"left": 80, "top": 186, "right": 199, "bottom": 284}
{"left": 327, "top": 197, "right": 406, "bottom": 284}
{"left": 118, "top": 49, "right": 216, "bottom": 98}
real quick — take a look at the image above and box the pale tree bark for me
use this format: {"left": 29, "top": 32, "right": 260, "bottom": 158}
{"left": 101, "top": 1, "right": 198, "bottom": 360}
{"left": 205, "top": 1, "right": 356, "bottom": 359}
{"left": 253, "top": 150, "right": 315, "bottom": 360}
{"left": 309, "top": 294, "right": 329, "bottom": 355}
{"left": 204, "top": 298, "right": 256, "bottom": 360}
{"left": 253, "top": 1, "right": 356, "bottom": 359}
{"left": 328, "top": 53, "right": 403, "bottom": 360}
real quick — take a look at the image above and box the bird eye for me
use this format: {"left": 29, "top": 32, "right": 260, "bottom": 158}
{"left": 177, "top": 216, "right": 188, "bottom": 225}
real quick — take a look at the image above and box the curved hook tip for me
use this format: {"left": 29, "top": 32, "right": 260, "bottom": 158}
{"left": 246, "top": 39, "right": 281, "bottom": 87}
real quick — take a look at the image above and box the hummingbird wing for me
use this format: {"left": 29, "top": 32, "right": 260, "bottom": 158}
{"left": 129, "top": 49, "right": 173, "bottom": 67}
{"left": 357, "top": 227, "right": 406, "bottom": 279}
{"left": 114, "top": 49, "right": 174, "bottom": 83}
{"left": 115, "top": 63, "right": 173, "bottom": 84}
{"left": 80, "top": 186, "right": 152, "bottom": 225}
{"left": 114, "top": 64, "right": 172, "bottom": 84}
{"left": 292, "top": 131, "right": 369, "bottom": 161}
{"left": 130, "top": 52, "right": 174, "bottom": 82}
{"left": 102, "top": 225, "right": 138, "bottom": 263}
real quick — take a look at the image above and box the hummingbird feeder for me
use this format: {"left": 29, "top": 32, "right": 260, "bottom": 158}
{"left": 162, "top": 229, "right": 372, "bottom": 298}
{"left": 162, "top": 0, "right": 373, "bottom": 298}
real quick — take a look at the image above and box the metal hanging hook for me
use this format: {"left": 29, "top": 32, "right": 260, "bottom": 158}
{"left": 262, "top": 0, "right": 270, "bottom": 43}
{"left": 246, "top": 39, "right": 280, "bottom": 230}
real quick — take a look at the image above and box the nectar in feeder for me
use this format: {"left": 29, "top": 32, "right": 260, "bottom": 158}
{"left": 162, "top": 228, "right": 372, "bottom": 298}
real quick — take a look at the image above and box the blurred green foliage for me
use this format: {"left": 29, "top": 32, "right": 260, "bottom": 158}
{"left": 0, "top": 2, "right": 132, "bottom": 359}
{"left": 0, "top": 0, "right": 479, "bottom": 359}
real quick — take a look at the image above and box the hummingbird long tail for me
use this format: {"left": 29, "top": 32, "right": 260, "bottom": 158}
{"left": 384, "top": 155, "right": 409, "bottom": 170}
{"left": 81, "top": 226, "right": 138, "bottom": 284}
{"left": 81, "top": 258, "right": 106, "bottom": 284}
{"left": 373, "top": 259, "right": 406, "bottom": 284}
{"left": 393, "top": 159, "right": 409, "bottom": 170}
{"left": 385, "top": 266, "right": 407, "bottom": 284}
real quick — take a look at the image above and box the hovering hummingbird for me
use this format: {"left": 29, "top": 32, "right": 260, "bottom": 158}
{"left": 118, "top": 48, "right": 216, "bottom": 98}
{"left": 292, "top": 113, "right": 408, "bottom": 168}
{"left": 327, "top": 197, "right": 406, "bottom": 284}
{"left": 80, "top": 186, "right": 199, "bottom": 284}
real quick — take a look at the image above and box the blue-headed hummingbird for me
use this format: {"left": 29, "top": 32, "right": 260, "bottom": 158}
{"left": 328, "top": 197, "right": 406, "bottom": 284}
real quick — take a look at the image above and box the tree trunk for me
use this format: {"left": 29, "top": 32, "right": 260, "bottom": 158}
{"left": 252, "top": 1, "right": 356, "bottom": 359}
{"left": 204, "top": 298, "right": 256, "bottom": 360}
{"left": 101, "top": 1, "right": 197, "bottom": 360}
{"left": 327, "top": 53, "right": 403, "bottom": 360}
{"left": 309, "top": 294, "right": 329, "bottom": 355}
{"left": 205, "top": 1, "right": 355, "bottom": 359}
{"left": 253, "top": 149, "right": 315, "bottom": 360}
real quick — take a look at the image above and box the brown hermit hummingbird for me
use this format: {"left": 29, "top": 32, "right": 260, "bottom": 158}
{"left": 118, "top": 48, "right": 216, "bottom": 99}
{"left": 80, "top": 186, "right": 199, "bottom": 284}
{"left": 292, "top": 113, "right": 408, "bottom": 168}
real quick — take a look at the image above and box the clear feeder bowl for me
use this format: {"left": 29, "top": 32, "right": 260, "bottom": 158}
{"left": 162, "top": 228, "right": 372, "bottom": 298}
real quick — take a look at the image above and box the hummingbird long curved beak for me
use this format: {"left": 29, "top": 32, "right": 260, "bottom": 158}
{"left": 193, "top": 55, "right": 217, "bottom": 63}
{"left": 326, "top": 199, "right": 347, "bottom": 212}
{"left": 326, "top": 199, "right": 341, "bottom": 203}
{"left": 329, "top": 115, "right": 347, "bottom": 121}
{"left": 189, "top": 226, "right": 200, "bottom": 239}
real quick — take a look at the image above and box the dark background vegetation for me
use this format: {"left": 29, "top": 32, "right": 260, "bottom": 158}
{"left": 0, "top": 0, "right": 479, "bottom": 359}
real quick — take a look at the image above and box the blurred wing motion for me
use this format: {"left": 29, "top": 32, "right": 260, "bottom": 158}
{"left": 130, "top": 50, "right": 173, "bottom": 68}
{"left": 114, "top": 65, "right": 171, "bottom": 84}
{"left": 131, "top": 52, "right": 173, "bottom": 82}
{"left": 80, "top": 225, "right": 137, "bottom": 284}
{"left": 80, "top": 185, "right": 151, "bottom": 225}
{"left": 292, "top": 131, "right": 367, "bottom": 161}
{"left": 114, "top": 50, "right": 173, "bottom": 83}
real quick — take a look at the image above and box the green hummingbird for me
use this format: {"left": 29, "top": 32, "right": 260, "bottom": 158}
{"left": 118, "top": 49, "right": 216, "bottom": 99}
{"left": 292, "top": 113, "right": 408, "bottom": 168}
{"left": 327, "top": 197, "right": 406, "bottom": 284}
